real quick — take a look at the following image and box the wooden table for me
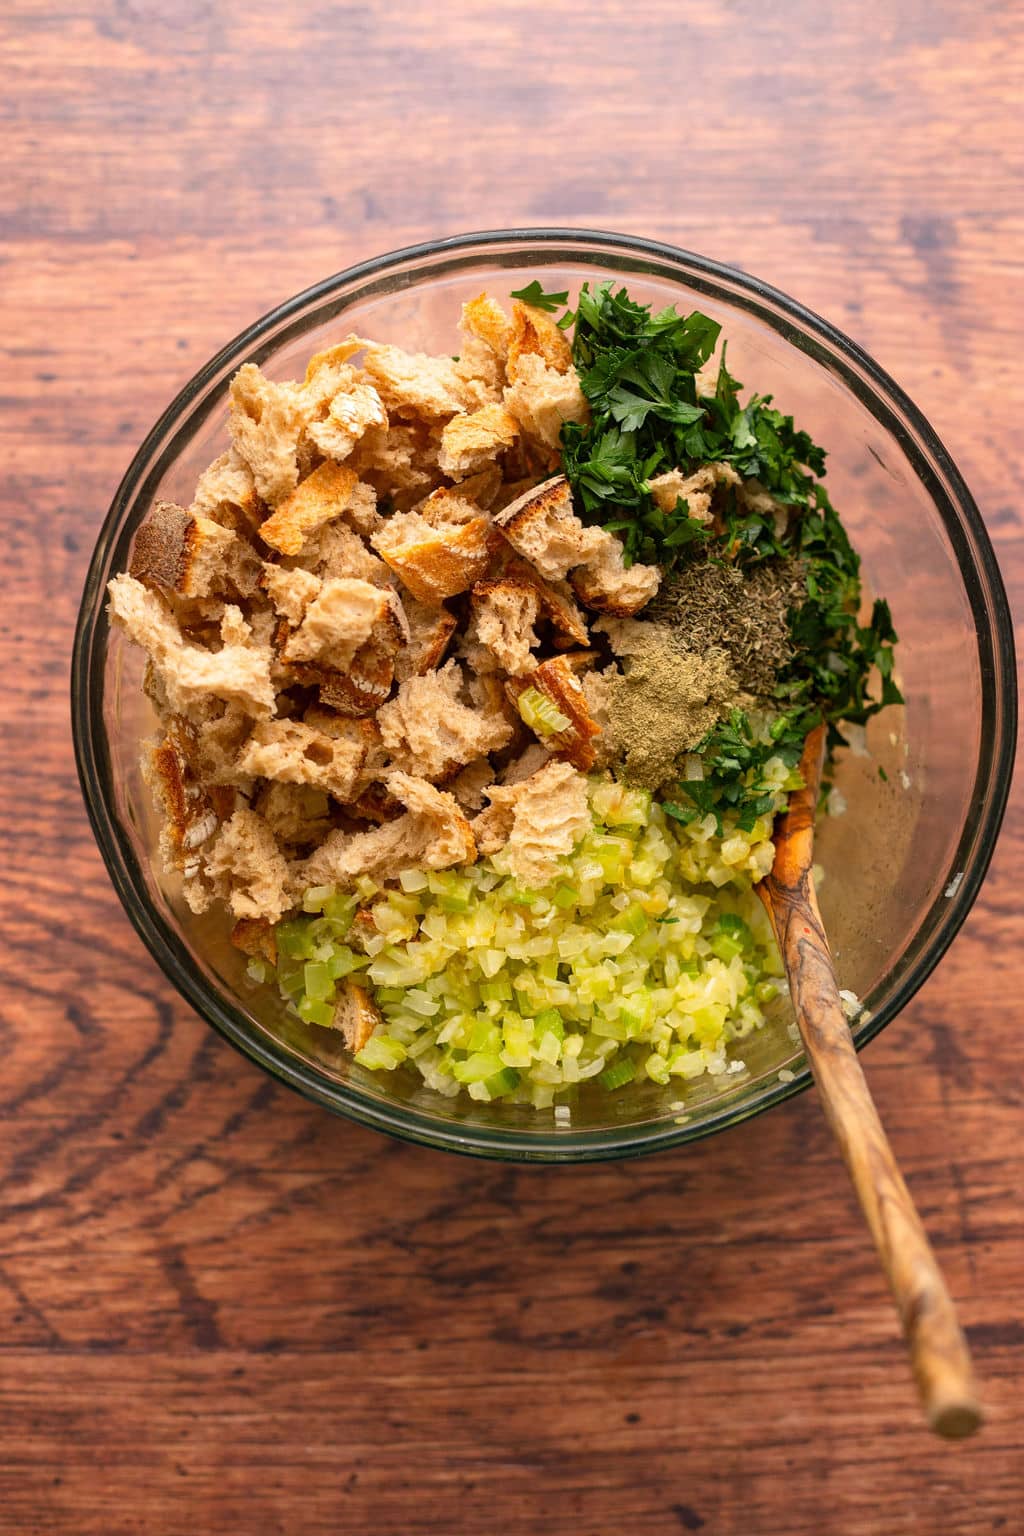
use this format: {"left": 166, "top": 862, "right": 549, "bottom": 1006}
{"left": 2, "top": 2, "right": 1021, "bottom": 1530}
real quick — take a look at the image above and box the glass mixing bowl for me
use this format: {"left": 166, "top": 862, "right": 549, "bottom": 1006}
{"left": 72, "top": 229, "right": 1016, "bottom": 1161}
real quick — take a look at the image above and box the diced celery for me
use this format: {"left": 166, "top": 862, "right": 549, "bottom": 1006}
{"left": 484, "top": 1067, "right": 521, "bottom": 1098}
{"left": 302, "top": 961, "right": 334, "bottom": 1002}
{"left": 451, "top": 1052, "right": 506, "bottom": 1084}
{"left": 516, "top": 686, "right": 571, "bottom": 736}
{"left": 552, "top": 885, "right": 578, "bottom": 909}
{"left": 614, "top": 904, "right": 648, "bottom": 937}
{"left": 297, "top": 996, "right": 335, "bottom": 1028}
{"left": 598, "top": 1058, "right": 636, "bottom": 1091}
{"left": 534, "top": 1008, "right": 564, "bottom": 1040}
{"left": 276, "top": 920, "right": 316, "bottom": 960}
{"left": 355, "top": 1036, "right": 407, "bottom": 1071}
{"left": 645, "top": 1053, "right": 670, "bottom": 1084}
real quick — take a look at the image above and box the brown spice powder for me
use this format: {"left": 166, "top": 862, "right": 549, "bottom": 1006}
{"left": 603, "top": 622, "right": 738, "bottom": 790}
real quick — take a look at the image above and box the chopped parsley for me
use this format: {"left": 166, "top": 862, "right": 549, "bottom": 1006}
{"left": 552, "top": 279, "right": 901, "bottom": 828}
{"left": 509, "top": 280, "right": 571, "bottom": 313}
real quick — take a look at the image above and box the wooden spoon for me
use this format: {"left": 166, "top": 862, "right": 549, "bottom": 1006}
{"left": 757, "top": 723, "right": 982, "bottom": 1439}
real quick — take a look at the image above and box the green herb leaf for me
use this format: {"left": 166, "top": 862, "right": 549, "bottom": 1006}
{"left": 509, "top": 280, "right": 570, "bottom": 313}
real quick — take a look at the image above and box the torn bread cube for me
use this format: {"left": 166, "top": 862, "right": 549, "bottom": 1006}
{"left": 472, "top": 760, "right": 590, "bottom": 884}
{"left": 448, "top": 757, "right": 496, "bottom": 812}
{"left": 461, "top": 293, "right": 512, "bottom": 358}
{"left": 570, "top": 533, "right": 661, "bottom": 617}
{"left": 469, "top": 577, "right": 541, "bottom": 676}
{"left": 260, "top": 564, "right": 322, "bottom": 627}
{"left": 507, "top": 299, "right": 574, "bottom": 379}
{"left": 361, "top": 343, "right": 469, "bottom": 420}
{"left": 494, "top": 475, "right": 603, "bottom": 581}
{"left": 237, "top": 716, "right": 373, "bottom": 803}
{"left": 503, "top": 354, "right": 589, "bottom": 452}
{"left": 296, "top": 771, "right": 476, "bottom": 889}
{"left": 130, "top": 500, "right": 261, "bottom": 600}
{"left": 282, "top": 579, "right": 407, "bottom": 671}
{"left": 258, "top": 461, "right": 365, "bottom": 556}
{"left": 108, "top": 574, "right": 276, "bottom": 717}
{"left": 316, "top": 645, "right": 397, "bottom": 717}
{"left": 141, "top": 722, "right": 231, "bottom": 893}
{"left": 204, "top": 808, "right": 291, "bottom": 923}
{"left": 371, "top": 510, "right": 494, "bottom": 604}
{"left": 349, "top": 421, "right": 440, "bottom": 502}
{"left": 308, "top": 380, "right": 388, "bottom": 464}
{"left": 189, "top": 447, "right": 262, "bottom": 535}
{"left": 228, "top": 362, "right": 313, "bottom": 507}
{"left": 253, "top": 781, "right": 335, "bottom": 847}
{"left": 377, "top": 658, "right": 514, "bottom": 781}
{"left": 437, "top": 404, "right": 519, "bottom": 481}
{"left": 394, "top": 597, "right": 458, "bottom": 682}
{"left": 506, "top": 654, "right": 602, "bottom": 771}
{"left": 331, "top": 980, "right": 382, "bottom": 1052}
{"left": 230, "top": 917, "right": 278, "bottom": 966}
{"left": 287, "top": 520, "right": 389, "bottom": 584}
{"left": 648, "top": 460, "right": 741, "bottom": 523}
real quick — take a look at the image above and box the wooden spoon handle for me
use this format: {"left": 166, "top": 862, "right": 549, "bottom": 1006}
{"left": 762, "top": 731, "right": 982, "bottom": 1438}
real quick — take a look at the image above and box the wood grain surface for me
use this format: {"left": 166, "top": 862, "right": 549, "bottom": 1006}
{"left": 1, "top": 2, "right": 1021, "bottom": 1532}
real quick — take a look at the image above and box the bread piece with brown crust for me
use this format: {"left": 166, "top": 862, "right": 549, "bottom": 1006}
{"left": 507, "top": 300, "right": 573, "bottom": 378}
{"left": 230, "top": 917, "right": 278, "bottom": 965}
{"left": 437, "top": 404, "right": 519, "bottom": 481}
{"left": 331, "top": 980, "right": 382, "bottom": 1051}
{"left": 131, "top": 501, "right": 261, "bottom": 599}
{"left": 648, "top": 461, "right": 741, "bottom": 522}
{"left": 371, "top": 510, "right": 495, "bottom": 604}
{"left": 505, "top": 654, "right": 602, "bottom": 770}
{"left": 461, "top": 294, "right": 512, "bottom": 358}
{"left": 394, "top": 596, "right": 458, "bottom": 682}
{"left": 258, "top": 461, "right": 363, "bottom": 556}
{"left": 493, "top": 475, "right": 603, "bottom": 581}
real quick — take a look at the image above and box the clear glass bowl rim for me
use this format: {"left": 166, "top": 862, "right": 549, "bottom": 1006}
{"left": 71, "top": 227, "right": 1017, "bottom": 1163}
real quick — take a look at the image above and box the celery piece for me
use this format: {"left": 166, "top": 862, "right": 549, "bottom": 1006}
{"left": 484, "top": 1067, "right": 521, "bottom": 1098}
{"left": 355, "top": 1036, "right": 407, "bottom": 1071}
{"left": 536, "top": 1032, "right": 562, "bottom": 1065}
{"left": 534, "top": 1008, "right": 564, "bottom": 1040}
{"left": 645, "top": 1053, "right": 670, "bottom": 1085}
{"left": 552, "top": 884, "right": 578, "bottom": 909}
{"left": 322, "top": 892, "right": 357, "bottom": 927}
{"left": 710, "top": 934, "right": 744, "bottom": 962}
{"left": 276, "top": 919, "right": 317, "bottom": 961}
{"left": 326, "top": 946, "right": 361, "bottom": 981}
{"left": 451, "top": 1052, "right": 506, "bottom": 1084}
{"left": 245, "top": 958, "right": 267, "bottom": 985}
{"left": 755, "top": 980, "right": 779, "bottom": 1004}
{"left": 517, "top": 686, "right": 571, "bottom": 736}
{"left": 297, "top": 996, "right": 335, "bottom": 1028}
{"left": 302, "top": 961, "right": 335, "bottom": 1003}
{"left": 614, "top": 904, "right": 648, "bottom": 938}
{"left": 598, "top": 1057, "right": 637, "bottom": 1091}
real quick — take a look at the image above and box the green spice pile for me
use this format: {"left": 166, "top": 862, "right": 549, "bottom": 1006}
{"left": 648, "top": 554, "right": 808, "bottom": 700}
